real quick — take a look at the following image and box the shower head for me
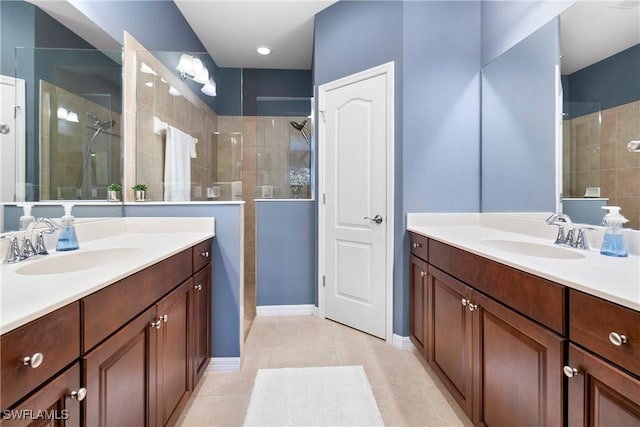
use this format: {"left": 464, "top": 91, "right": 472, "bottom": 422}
{"left": 87, "top": 112, "right": 115, "bottom": 130}
{"left": 290, "top": 119, "right": 308, "bottom": 131}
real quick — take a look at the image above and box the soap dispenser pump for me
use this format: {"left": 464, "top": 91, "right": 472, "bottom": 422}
{"left": 56, "top": 204, "right": 79, "bottom": 251}
{"left": 600, "top": 206, "right": 628, "bottom": 257}
{"left": 18, "top": 203, "right": 35, "bottom": 231}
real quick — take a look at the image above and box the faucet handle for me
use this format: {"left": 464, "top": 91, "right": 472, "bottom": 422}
{"left": 574, "top": 227, "right": 596, "bottom": 250}
{"left": 20, "top": 237, "right": 36, "bottom": 260}
{"left": 552, "top": 224, "right": 567, "bottom": 245}
{"left": 2, "top": 236, "right": 21, "bottom": 263}
{"left": 34, "top": 232, "right": 49, "bottom": 256}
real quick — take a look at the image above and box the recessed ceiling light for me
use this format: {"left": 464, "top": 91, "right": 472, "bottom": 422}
{"left": 256, "top": 46, "right": 271, "bottom": 56}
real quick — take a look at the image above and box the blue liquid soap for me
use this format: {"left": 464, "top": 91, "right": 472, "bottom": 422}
{"left": 600, "top": 234, "right": 628, "bottom": 257}
{"left": 56, "top": 226, "right": 79, "bottom": 251}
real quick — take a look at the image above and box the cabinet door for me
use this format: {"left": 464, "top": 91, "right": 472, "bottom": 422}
{"left": 566, "top": 344, "right": 640, "bottom": 427}
{"left": 428, "top": 267, "right": 473, "bottom": 417}
{"left": 472, "top": 291, "right": 564, "bottom": 427}
{"left": 83, "top": 307, "right": 157, "bottom": 427}
{"left": 409, "top": 256, "right": 429, "bottom": 356}
{"left": 156, "top": 279, "right": 192, "bottom": 427}
{"left": 191, "top": 266, "right": 211, "bottom": 388}
{"left": 0, "top": 363, "right": 82, "bottom": 427}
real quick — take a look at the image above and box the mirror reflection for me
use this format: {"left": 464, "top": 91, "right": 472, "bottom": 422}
{"left": 560, "top": 0, "right": 640, "bottom": 229}
{"left": 39, "top": 81, "right": 121, "bottom": 201}
{"left": 14, "top": 47, "right": 123, "bottom": 203}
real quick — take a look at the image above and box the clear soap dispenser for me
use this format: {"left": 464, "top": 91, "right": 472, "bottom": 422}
{"left": 56, "top": 204, "right": 79, "bottom": 251}
{"left": 600, "top": 206, "right": 628, "bottom": 257}
{"left": 18, "top": 203, "right": 35, "bottom": 231}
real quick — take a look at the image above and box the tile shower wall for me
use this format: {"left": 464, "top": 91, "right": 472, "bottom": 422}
{"left": 564, "top": 100, "right": 640, "bottom": 228}
{"left": 39, "top": 80, "right": 122, "bottom": 201}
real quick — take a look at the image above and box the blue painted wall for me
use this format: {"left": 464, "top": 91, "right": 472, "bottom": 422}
{"left": 124, "top": 204, "right": 243, "bottom": 358}
{"left": 481, "top": 0, "right": 574, "bottom": 66}
{"left": 402, "top": 1, "right": 481, "bottom": 335}
{"left": 481, "top": 18, "right": 559, "bottom": 212}
{"left": 256, "top": 201, "right": 316, "bottom": 306}
{"left": 244, "top": 69, "right": 312, "bottom": 116}
{"left": 565, "top": 44, "right": 640, "bottom": 117}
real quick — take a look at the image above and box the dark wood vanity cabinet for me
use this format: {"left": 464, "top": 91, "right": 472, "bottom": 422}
{"left": 2, "top": 238, "right": 213, "bottom": 427}
{"left": 566, "top": 290, "right": 640, "bottom": 426}
{"left": 0, "top": 363, "right": 83, "bottom": 427}
{"left": 409, "top": 232, "right": 565, "bottom": 426}
{"left": 191, "top": 266, "right": 211, "bottom": 386}
{"left": 409, "top": 255, "right": 428, "bottom": 356}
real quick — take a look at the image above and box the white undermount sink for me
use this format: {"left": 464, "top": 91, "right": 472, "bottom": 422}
{"left": 15, "top": 248, "right": 144, "bottom": 275}
{"left": 479, "top": 239, "right": 586, "bottom": 260}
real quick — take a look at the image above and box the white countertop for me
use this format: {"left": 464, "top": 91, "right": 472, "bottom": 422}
{"left": 0, "top": 217, "right": 214, "bottom": 334}
{"left": 407, "top": 213, "right": 640, "bottom": 312}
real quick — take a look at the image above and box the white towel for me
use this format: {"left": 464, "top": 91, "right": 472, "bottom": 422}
{"left": 164, "top": 125, "right": 196, "bottom": 201}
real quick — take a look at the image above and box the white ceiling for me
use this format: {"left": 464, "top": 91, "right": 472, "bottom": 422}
{"left": 560, "top": 0, "right": 640, "bottom": 74}
{"left": 174, "top": 0, "right": 337, "bottom": 69}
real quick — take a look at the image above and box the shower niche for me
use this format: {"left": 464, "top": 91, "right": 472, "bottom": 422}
{"left": 39, "top": 80, "right": 121, "bottom": 201}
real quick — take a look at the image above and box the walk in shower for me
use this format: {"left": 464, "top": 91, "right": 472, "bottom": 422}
{"left": 256, "top": 97, "right": 313, "bottom": 199}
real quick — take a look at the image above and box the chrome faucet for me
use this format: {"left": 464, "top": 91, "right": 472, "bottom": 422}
{"left": 546, "top": 213, "right": 573, "bottom": 245}
{"left": 545, "top": 213, "right": 593, "bottom": 249}
{"left": 2, "top": 218, "right": 59, "bottom": 263}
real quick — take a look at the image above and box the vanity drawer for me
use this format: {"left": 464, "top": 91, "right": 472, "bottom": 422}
{"left": 82, "top": 248, "right": 191, "bottom": 353}
{"left": 570, "top": 290, "right": 640, "bottom": 376}
{"left": 0, "top": 302, "right": 80, "bottom": 410}
{"left": 428, "top": 239, "right": 565, "bottom": 334}
{"left": 409, "top": 232, "right": 429, "bottom": 261}
{"left": 192, "top": 238, "right": 212, "bottom": 273}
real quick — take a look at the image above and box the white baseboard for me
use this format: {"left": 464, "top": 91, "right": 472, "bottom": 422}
{"left": 256, "top": 304, "right": 316, "bottom": 317}
{"left": 208, "top": 357, "right": 240, "bottom": 372}
{"left": 392, "top": 334, "right": 415, "bottom": 350}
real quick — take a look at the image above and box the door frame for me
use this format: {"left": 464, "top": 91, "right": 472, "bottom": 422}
{"left": 317, "top": 61, "right": 395, "bottom": 343}
{"left": 0, "top": 75, "right": 26, "bottom": 202}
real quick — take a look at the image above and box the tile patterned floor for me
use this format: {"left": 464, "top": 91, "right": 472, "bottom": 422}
{"left": 177, "top": 315, "right": 472, "bottom": 427}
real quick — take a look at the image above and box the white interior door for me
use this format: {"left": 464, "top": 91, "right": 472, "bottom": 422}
{"left": 319, "top": 63, "right": 394, "bottom": 340}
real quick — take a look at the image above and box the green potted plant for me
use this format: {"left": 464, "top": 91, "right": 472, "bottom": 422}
{"left": 132, "top": 184, "right": 147, "bottom": 202}
{"left": 107, "top": 183, "right": 122, "bottom": 202}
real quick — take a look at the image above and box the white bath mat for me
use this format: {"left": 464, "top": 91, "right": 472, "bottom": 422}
{"left": 243, "top": 365, "right": 384, "bottom": 427}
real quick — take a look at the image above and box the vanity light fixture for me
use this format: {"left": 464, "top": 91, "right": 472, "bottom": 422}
{"left": 201, "top": 79, "right": 217, "bottom": 97}
{"left": 57, "top": 107, "right": 68, "bottom": 120}
{"left": 256, "top": 46, "right": 271, "bottom": 55}
{"left": 176, "top": 53, "right": 216, "bottom": 96}
{"left": 66, "top": 111, "right": 79, "bottom": 123}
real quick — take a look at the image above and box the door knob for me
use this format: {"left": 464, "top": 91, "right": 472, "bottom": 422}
{"left": 364, "top": 215, "right": 383, "bottom": 224}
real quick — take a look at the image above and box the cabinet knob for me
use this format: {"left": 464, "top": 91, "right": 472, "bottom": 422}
{"left": 608, "top": 332, "right": 628, "bottom": 346}
{"left": 150, "top": 320, "right": 162, "bottom": 329}
{"left": 563, "top": 366, "right": 580, "bottom": 378}
{"left": 420, "top": 271, "right": 426, "bottom": 278}
{"left": 412, "top": 243, "right": 422, "bottom": 249}
{"left": 468, "top": 302, "right": 479, "bottom": 312}
{"left": 461, "top": 298, "right": 468, "bottom": 307}
{"left": 195, "top": 284, "right": 203, "bottom": 291}
{"left": 70, "top": 388, "right": 87, "bottom": 401}
{"left": 200, "top": 251, "right": 209, "bottom": 258}
{"left": 22, "top": 352, "right": 44, "bottom": 369}
{"left": 161, "top": 314, "right": 169, "bottom": 323}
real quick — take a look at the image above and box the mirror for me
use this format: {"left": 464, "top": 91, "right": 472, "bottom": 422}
{"left": 13, "top": 47, "right": 123, "bottom": 203}
{"left": 560, "top": 1, "right": 640, "bottom": 229}
{"left": 482, "top": 0, "right": 639, "bottom": 230}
